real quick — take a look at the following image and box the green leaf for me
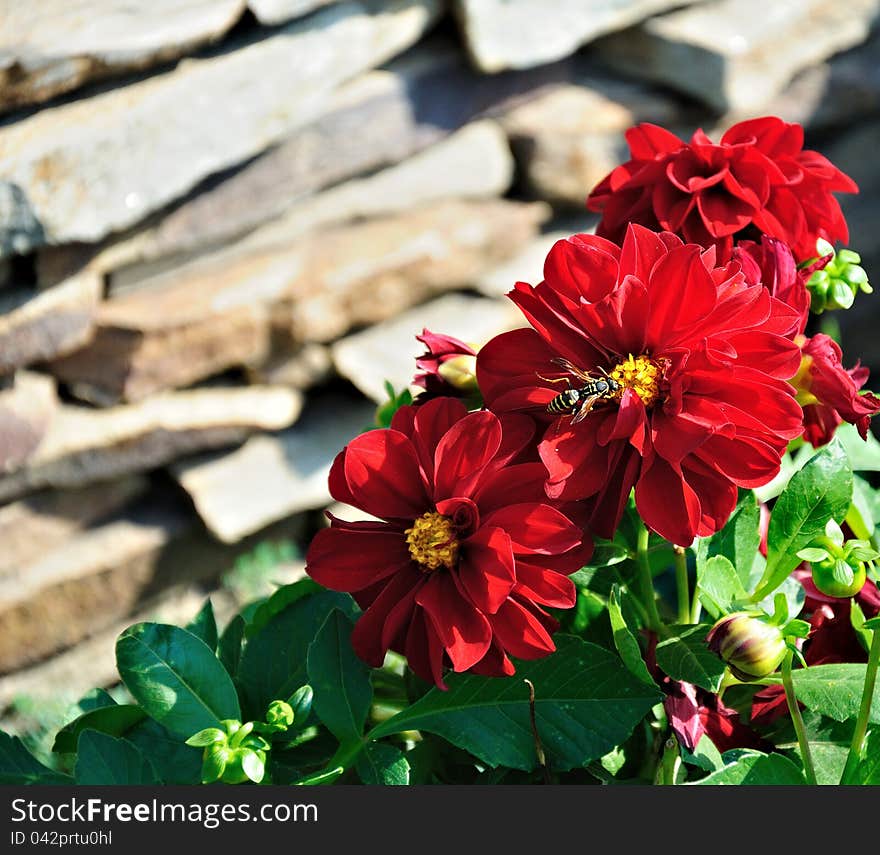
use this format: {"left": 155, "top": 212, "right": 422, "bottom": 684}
{"left": 696, "top": 490, "right": 760, "bottom": 587}
{"left": 832, "top": 422, "right": 880, "bottom": 472}
{"left": 116, "top": 622, "right": 241, "bottom": 740}
{"left": 375, "top": 383, "right": 414, "bottom": 429}
{"left": 184, "top": 727, "right": 225, "bottom": 748}
{"left": 854, "top": 729, "right": 880, "bottom": 784}
{"left": 245, "top": 578, "right": 322, "bottom": 640}
{"left": 356, "top": 743, "right": 410, "bottom": 785}
{"left": 238, "top": 590, "right": 354, "bottom": 720}
{"left": 241, "top": 750, "right": 266, "bottom": 784}
{"left": 655, "top": 625, "right": 727, "bottom": 693}
{"left": 607, "top": 585, "right": 655, "bottom": 686}
{"left": 52, "top": 704, "right": 146, "bottom": 755}
{"left": 681, "top": 734, "right": 723, "bottom": 773}
{"left": 74, "top": 730, "right": 159, "bottom": 785}
{"left": 306, "top": 610, "right": 373, "bottom": 744}
{"left": 696, "top": 555, "right": 748, "bottom": 619}
{"left": 68, "top": 688, "right": 117, "bottom": 717}
{"left": 687, "top": 751, "right": 806, "bottom": 785}
{"left": 0, "top": 731, "right": 72, "bottom": 784}
{"left": 124, "top": 718, "right": 202, "bottom": 784}
{"left": 185, "top": 599, "right": 218, "bottom": 651}
{"left": 218, "top": 614, "right": 246, "bottom": 678}
{"left": 369, "top": 635, "right": 662, "bottom": 772}
{"left": 792, "top": 663, "right": 880, "bottom": 723}
{"left": 757, "top": 438, "right": 852, "bottom": 600}
{"left": 772, "top": 711, "right": 853, "bottom": 785}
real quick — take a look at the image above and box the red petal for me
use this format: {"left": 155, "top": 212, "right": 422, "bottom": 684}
{"left": 415, "top": 573, "right": 492, "bottom": 672}
{"left": 305, "top": 523, "right": 411, "bottom": 592}
{"left": 433, "top": 410, "right": 502, "bottom": 500}
{"left": 457, "top": 525, "right": 517, "bottom": 614}
{"left": 490, "top": 598, "right": 557, "bottom": 660}
{"left": 635, "top": 455, "right": 701, "bottom": 547}
{"left": 483, "top": 503, "right": 582, "bottom": 555}
{"left": 343, "top": 429, "right": 429, "bottom": 519}
{"left": 513, "top": 561, "right": 577, "bottom": 609}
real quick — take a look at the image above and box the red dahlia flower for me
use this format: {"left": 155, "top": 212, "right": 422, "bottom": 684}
{"left": 587, "top": 117, "right": 858, "bottom": 262}
{"left": 791, "top": 334, "right": 880, "bottom": 447}
{"left": 477, "top": 224, "right": 805, "bottom": 547}
{"left": 305, "top": 397, "right": 592, "bottom": 689}
{"left": 412, "top": 329, "right": 479, "bottom": 402}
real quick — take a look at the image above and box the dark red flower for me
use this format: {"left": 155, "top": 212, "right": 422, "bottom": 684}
{"left": 733, "top": 237, "right": 879, "bottom": 446}
{"left": 791, "top": 333, "right": 880, "bottom": 447}
{"left": 412, "top": 329, "right": 479, "bottom": 402}
{"left": 477, "top": 224, "right": 804, "bottom": 547}
{"left": 587, "top": 117, "right": 858, "bottom": 262}
{"left": 305, "top": 397, "right": 592, "bottom": 689}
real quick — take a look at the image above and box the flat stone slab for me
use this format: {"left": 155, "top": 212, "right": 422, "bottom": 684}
{"left": 0, "top": 477, "right": 148, "bottom": 580}
{"left": 0, "top": 384, "right": 303, "bottom": 502}
{"left": 0, "top": 372, "right": 58, "bottom": 474}
{"left": 0, "top": 0, "right": 441, "bottom": 254}
{"left": 173, "top": 394, "right": 376, "bottom": 543}
{"left": 452, "top": 0, "right": 703, "bottom": 72}
{"left": 0, "top": 271, "right": 102, "bottom": 373}
{"left": 331, "top": 292, "right": 524, "bottom": 402}
{"left": 594, "top": 0, "right": 880, "bottom": 113}
{"left": 499, "top": 73, "right": 684, "bottom": 207}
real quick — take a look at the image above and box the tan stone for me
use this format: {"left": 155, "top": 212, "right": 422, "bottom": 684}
{"left": 500, "top": 81, "right": 683, "bottom": 207}
{"left": 0, "top": 477, "right": 149, "bottom": 580}
{"left": 173, "top": 395, "right": 377, "bottom": 543}
{"left": 331, "top": 293, "right": 524, "bottom": 403}
{"left": 0, "top": 372, "right": 58, "bottom": 474}
{"left": 0, "top": 384, "right": 303, "bottom": 502}
{"left": 0, "top": 271, "right": 101, "bottom": 373}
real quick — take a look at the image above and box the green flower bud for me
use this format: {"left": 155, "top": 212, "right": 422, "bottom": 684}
{"left": 265, "top": 700, "right": 295, "bottom": 730}
{"left": 805, "top": 240, "right": 872, "bottom": 313}
{"left": 289, "top": 685, "right": 314, "bottom": 726}
{"left": 705, "top": 612, "right": 787, "bottom": 681}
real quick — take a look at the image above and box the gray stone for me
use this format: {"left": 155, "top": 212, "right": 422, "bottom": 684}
{"left": 500, "top": 76, "right": 684, "bottom": 207}
{"left": 595, "top": 0, "right": 880, "bottom": 114}
{"left": 173, "top": 394, "right": 376, "bottom": 543}
{"left": 0, "top": 182, "right": 44, "bottom": 257}
{"left": 107, "top": 118, "right": 514, "bottom": 291}
{"left": 250, "top": 0, "right": 338, "bottom": 25}
{"left": 331, "top": 293, "right": 524, "bottom": 403}
{"left": 0, "top": 477, "right": 149, "bottom": 580}
{"left": 249, "top": 343, "right": 334, "bottom": 390}
{"left": 0, "top": 372, "right": 58, "bottom": 474}
{"left": 715, "top": 31, "right": 880, "bottom": 134}
{"left": 0, "top": 384, "right": 303, "bottom": 502}
{"left": 0, "top": 1, "right": 247, "bottom": 113}
{"left": 0, "top": 271, "right": 102, "bottom": 373}
{"left": 475, "top": 217, "right": 597, "bottom": 298}
{"left": 0, "top": 0, "right": 441, "bottom": 253}
{"left": 452, "top": 0, "right": 704, "bottom": 72}
{"left": 35, "top": 39, "right": 577, "bottom": 286}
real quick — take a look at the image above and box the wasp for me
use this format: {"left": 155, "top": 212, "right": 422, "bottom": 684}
{"left": 541, "top": 358, "right": 620, "bottom": 424}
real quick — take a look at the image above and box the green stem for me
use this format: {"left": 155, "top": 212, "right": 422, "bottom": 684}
{"left": 781, "top": 649, "right": 817, "bottom": 785}
{"left": 673, "top": 547, "right": 690, "bottom": 624}
{"left": 690, "top": 584, "right": 702, "bottom": 625}
{"left": 636, "top": 521, "right": 663, "bottom": 633}
{"left": 841, "top": 625, "right": 880, "bottom": 784}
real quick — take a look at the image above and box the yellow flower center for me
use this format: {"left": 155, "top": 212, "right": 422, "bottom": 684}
{"left": 609, "top": 354, "right": 665, "bottom": 408}
{"left": 405, "top": 512, "right": 459, "bottom": 572}
{"left": 790, "top": 339, "right": 818, "bottom": 407}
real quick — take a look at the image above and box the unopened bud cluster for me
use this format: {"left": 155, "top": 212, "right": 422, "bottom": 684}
{"left": 705, "top": 612, "right": 788, "bottom": 682}
{"left": 806, "top": 239, "right": 872, "bottom": 312}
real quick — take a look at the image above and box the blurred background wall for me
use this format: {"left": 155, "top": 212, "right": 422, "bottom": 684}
{"left": 1, "top": 0, "right": 879, "bottom": 734}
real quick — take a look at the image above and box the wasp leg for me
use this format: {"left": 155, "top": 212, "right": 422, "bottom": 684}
{"left": 535, "top": 372, "right": 572, "bottom": 386}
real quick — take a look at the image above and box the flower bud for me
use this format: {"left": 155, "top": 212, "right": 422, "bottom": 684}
{"left": 264, "top": 700, "right": 295, "bottom": 731}
{"left": 705, "top": 612, "right": 787, "bottom": 681}
{"left": 437, "top": 354, "right": 479, "bottom": 393}
{"left": 805, "top": 239, "right": 872, "bottom": 313}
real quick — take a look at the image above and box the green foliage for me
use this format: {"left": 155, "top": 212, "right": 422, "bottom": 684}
{"left": 791, "top": 664, "right": 880, "bottom": 724}
{"left": 356, "top": 743, "right": 410, "bottom": 785}
{"left": 74, "top": 730, "right": 159, "bottom": 785}
{"left": 116, "top": 622, "right": 241, "bottom": 739}
{"left": 757, "top": 438, "right": 853, "bottom": 601}
{"left": 686, "top": 751, "right": 806, "bottom": 785}
{"left": 655, "top": 624, "right": 727, "bottom": 693}
{"left": 375, "top": 381, "right": 413, "bottom": 429}
{"left": 369, "top": 635, "right": 662, "bottom": 772}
